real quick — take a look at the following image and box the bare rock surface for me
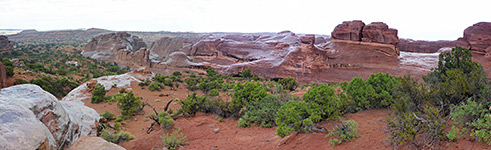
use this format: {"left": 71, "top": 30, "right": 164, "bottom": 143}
{"left": 0, "top": 35, "right": 15, "bottom": 52}
{"left": 70, "top": 136, "right": 126, "bottom": 150}
{"left": 82, "top": 32, "right": 147, "bottom": 66}
{"left": 397, "top": 39, "right": 455, "bottom": 53}
{"left": 331, "top": 20, "right": 365, "bottom": 41}
{"left": 0, "top": 62, "right": 6, "bottom": 88}
{"left": 0, "top": 84, "right": 99, "bottom": 149}
{"left": 361, "top": 22, "right": 399, "bottom": 45}
{"left": 463, "top": 22, "right": 491, "bottom": 53}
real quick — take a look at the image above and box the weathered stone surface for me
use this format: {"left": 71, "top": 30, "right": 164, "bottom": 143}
{"left": 361, "top": 22, "right": 399, "bottom": 45}
{"left": 456, "top": 37, "right": 471, "bottom": 50}
{"left": 331, "top": 20, "right": 365, "bottom": 41}
{"left": 463, "top": 22, "right": 491, "bottom": 52}
{"left": 0, "top": 84, "right": 99, "bottom": 149}
{"left": 82, "top": 32, "right": 147, "bottom": 63}
{"left": 0, "top": 35, "right": 15, "bottom": 51}
{"left": 149, "top": 37, "right": 199, "bottom": 58}
{"left": 397, "top": 39, "right": 455, "bottom": 53}
{"left": 115, "top": 48, "right": 151, "bottom": 67}
{"left": 71, "top": 136, "right": 126, "bottom": 150}
{"left": 300, "top": 34, "right": 315, "bottom": 45}
{"left": 0, "top": 62, "right": 6, "bottom": 88}
{"left": 315, "top": 36, "right": 327, "bottom": 45}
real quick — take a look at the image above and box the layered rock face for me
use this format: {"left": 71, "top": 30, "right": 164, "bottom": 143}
{"left": 397, "top": 39, "right": 456, "bottom": 53}
{"left": 460, "top": 22, "right": 491, "bottom": 53}
{"left": 331, "top": 20, "right": 365, "bottom": 41}
{"left": 0, "top": 35, "right": 15, "bottom": 51}
{"left": 82, "top": 32, "right": 150, "bottom": 67}
{"left": 0, "top": 62, "right": 6, "bottom": 88}
{"left": 149, "top": 37, "right": 199, "bottom": 58}
{"left": 361, "top": 22, "right": 399, "bottom": 44}
{"left": 331, "top": 20, "right": 399, "bottom": 45}
{"left": 0, "top": 84, "right": 100, "bottom": 149}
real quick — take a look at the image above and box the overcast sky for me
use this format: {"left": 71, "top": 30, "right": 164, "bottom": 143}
{"left": 0, "top": 0, "right": 489, "bottom": 41}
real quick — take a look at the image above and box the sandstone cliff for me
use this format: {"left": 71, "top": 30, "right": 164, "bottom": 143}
{"left": 82, "top": 32, "right": 151, "bottom": 67}
{"left": 0, "top": 35, "right": 15, "bottom": 52}
{"left": 459, "top": 22, "right": 491, "bottom": 54}
{"left": 397, "top": 39, "right": 455, "bottom": 53}
{"left": 0, "top": 62, "right": 6, "bottom": 88}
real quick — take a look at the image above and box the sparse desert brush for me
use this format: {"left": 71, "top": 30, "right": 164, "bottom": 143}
{"left": 162, "top": 129, "right": 187, "bottom": 150}
{"left": 326, "top": 120, "right": 359, "bottom": 147}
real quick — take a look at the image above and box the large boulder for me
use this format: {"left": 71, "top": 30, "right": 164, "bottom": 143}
{"left": 70, "top": 136, "right": 126, "bottom": 150}
{"left": 0, "top": 84, "right": 100, "bottom": 149}
{"left": 0, "top": 62, "right": 6, "bottom": 88}
{"left": 115, "top": 48, "right": 151, "bottom": 67}
{"left": 331, "top": 20, "right": 365, "bottom": 41}
{"left": 463, "top": 22, "right": 491, "bottom": 53}
{"left": 299, "top": 34, "right": 315, "bottom": 46}
{"left": 82, "top": 32, "right": 147, "bottom": 63}
{"left": 361, "top": 22, "right": 399, "bottom": 45}
{"left": 0, "top": 35, "right": 15, "bottom": 52}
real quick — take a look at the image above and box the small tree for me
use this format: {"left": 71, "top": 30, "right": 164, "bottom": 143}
{"left": 91, "top": 83, "right": 106, "bottom": 103}
{"left": 117, "top": 91, "right": 143, "bottom": 118}
{"left": 241, "top": 69, "right": 252, "bottom": 78}
{"left": 278, "top": 77, "right": 298, "bottom": 91}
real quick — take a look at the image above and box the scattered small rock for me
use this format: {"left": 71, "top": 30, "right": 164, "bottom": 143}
{"left": 213, "top": 128, "right": 220, "bottom": 134}
{"left": 154, "top": 99, "right": 161, "bottom": 102}
{"left": 210, "top": 146, "right": 218, "bottom": 150}
{"left": 134, "top": 118, "right": 138, "bottom": 121}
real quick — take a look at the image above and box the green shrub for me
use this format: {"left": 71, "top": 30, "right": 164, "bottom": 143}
{"left": 303, "top": 84, "right": 346, "bottom": 120}
{"left": 149, "top": 82, "right": 164, "bottom": 91}
{"left": 198, "top": 80, "right": 220, "bottom": 94}
{"left": 158, "top": 111, "right": 174, "bottom": 130}
{"left": 117, "top": 91, "right": 143, "bottom": 118}
{"left": 366, "top": 72, "right": 400, "bottom": 107}
{"left": 275, "top": 101, "right": 320, "bottom": 138}
{"left": 185, "top": 78, "right": 198, "bottom": 91}
{"left": 327, "top": 120, "right": 359, "bottom": 147}
{"left": 278, "top": 78, "right": 298, "bottom": 91}
{"left": 100, "top": 129, "right": 134, "bottom": 144}
{"left": 101, "top": 110, "right": 116, "bottom": 121}
{"left": 178, "top": 93, "right": 232, "bottom": 118}
{"left": 91, "top": 83, "right": 106, "bottom": 103}
{"left": 230, "top": 81, "right": 268, "bottom": 116}
{"left": 209, "top": 89, "right": 219, "bottom": 97}
{"left": 172, "top": 71, "right": 182, "bottom": 77}
{"left": 239, "top": 94, "right": 293, "bottom": 128}
{"left": 344, "top": 77, "right": 375, "bottom": 111}
{"left": 206, "top": 68, "right": 217, "bottom": 78}
{"left": 446, "top": 125, "right": 460, "bottom": 141}
{"left": 162, "top": 129, "right": 187, "bottom": 150}
{"left": 113, "top": 122, "right": 121, "bottom": 131}
{"left": 241, "top": 69, "right": 252, "bottom": 78}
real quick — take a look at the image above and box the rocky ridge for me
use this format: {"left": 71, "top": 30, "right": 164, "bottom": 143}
{"left": 0, "top": 35, "right": 15, "bottom": 52}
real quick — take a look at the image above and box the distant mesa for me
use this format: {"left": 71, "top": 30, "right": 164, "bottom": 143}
{"left": 19, "top": 29, "right": 38, "bottom": 34}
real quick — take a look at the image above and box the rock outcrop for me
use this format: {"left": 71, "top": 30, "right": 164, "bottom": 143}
{"left": 397, "top": 39, "right": 456, "bottom": 53}
{"left": 0, "top": 35, "right": 15, "bottom": 51}
{"left": 82, "top": 32, "right": 149, "bottom": 67}
{"left": 0, "top": 84, "right": 100, "bottom": 149}
{"left": 361, "top": 22, "right": 399, "bottom": 44}
{"left": 331, "top": 20, "right": 365, "bottom": 41}
{"left": 331, "top": 21, "right": 399, "bottom": 45}
{"left": 70, "top": 136, "right": 126, "bottom": 150}
{"left": 83, "top": 32, "right": 147, "bottom": 60}
{"left": 115, "top": 48, "right": 151, "bottom": 67}
{"left": 300, "top": 34, "right": 315, "bottom": 46}
{"left": 462, "top": 22, "right": 491, "bottom": 53}
{"left": 0, "top": 62, "right": 6, "bottom": 88}
{"left": 149, "top": 37, "right": 199, "bottom": 58}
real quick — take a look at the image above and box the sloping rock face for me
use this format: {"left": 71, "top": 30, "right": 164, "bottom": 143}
{"left": 462, "top": 22, "right": 491, "bottom": 53}
{"left": 115, "top": 48, "right": 151, "bottom": 67}
{"left": 149, "top": 37, "right": 199, "bottom": 58}
{"left": 0, "top": 84, "right": 99, "bottom": 150}
{"left": 361, "top": 22, "right": 399, "bottom": 44}
{"left": 82, "top": 32, "right": 147, "bottom": 63}
{"left": 331, "top": 20, "right": 365, "bottom": 41}
{"left": 397, "top": 39, "right": 456, "bottom": 53}
{"left": 70, "top": 136, "right": 126, "bottom": 150}
{"left": 0, "top": 62, "right": 6, "bottom": 88}
{"left": 0, "top": 35, "right": 15, "bottom": 52}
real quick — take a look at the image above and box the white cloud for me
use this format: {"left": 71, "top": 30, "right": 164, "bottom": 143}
{"left": 0, "top": 0, "right": 489, "bottom": 40}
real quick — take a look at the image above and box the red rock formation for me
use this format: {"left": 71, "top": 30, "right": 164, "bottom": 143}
{"left": 331, "top": 20, "right": 365, "bottom": 41}
{"left": 83, "top": 32, "right": 149, "bottom": 67}
{"left": 361, "top": 22, "right": 399, "bottom": 45}
{"left": 0, "top": 35, "right": 15, "bottom": 52}
{"left": 456, "top": 37, "right": 471, "bottom": 50}
{"left": 149, "top": 37, "right": 199, "bottom": 58}
{"left": 0, "top": 62, "right": 6, "bottom": 88}
{"left": 300, "top": 34, "right": 315, "bottom": 45}
{"left": 463, "top": 22, "right": 491, "bottom": 53}
{"left": 397, "top": 39, "right": 455, "bottom": 53}
{"left": 115, "top": 48, "right": 151, "bottom": 67}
